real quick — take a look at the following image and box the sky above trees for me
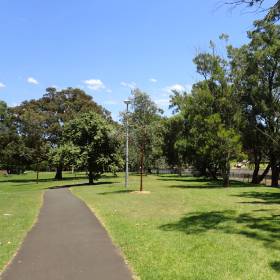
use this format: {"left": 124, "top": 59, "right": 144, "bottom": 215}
{"left": 0, "top": 0, "right": 274, "bottom": 120}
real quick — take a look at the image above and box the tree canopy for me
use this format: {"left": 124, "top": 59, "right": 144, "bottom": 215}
{"left": 63, "top": 111, "right": 123, "bottom": 184}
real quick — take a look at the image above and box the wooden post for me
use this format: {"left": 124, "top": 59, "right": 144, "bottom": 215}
{"left": 140, "top": 146, "right": 144, "bottom": 192}
{"left": 36, "top": 161, "right": 39, "bottom": 184}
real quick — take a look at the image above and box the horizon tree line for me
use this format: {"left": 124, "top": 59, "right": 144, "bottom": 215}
{"left": 1, "top": 20, "right": 280, "bottom": 188}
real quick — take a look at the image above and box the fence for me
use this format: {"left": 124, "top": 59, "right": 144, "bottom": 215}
{"left": 151, "top": 168, "right": 201, "bottom": 176}
{"left": 229, "top": 169, "right": 272, "bottom": 186}
{"left": 151, "top": 168, "right": 272, "bottom": 186}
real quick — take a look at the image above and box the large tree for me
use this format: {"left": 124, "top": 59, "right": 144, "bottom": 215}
{"left": 171, "top": 44, "right": 243, "bottom": 186}
{"left": 0, "top": 101, "right": 32, "bottom": 173}
{"left": 13, "top": 87, "right": 112, "bottom": 180}
{"left": 41, "top": 87, "right": 112, "bottom": 179}
{"left": 230, "top": 21, "right": 280, "bottom": 186}
{"left": 12, "top": 101, "right": 49, "bottom": 181}
{"left": 228, "top": 40, "right": 271, "bottom": 184}
{"left": 63, "top": 112, "right": 123, "bottom": 184}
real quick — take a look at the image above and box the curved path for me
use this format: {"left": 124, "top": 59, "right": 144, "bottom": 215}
{"left": 1, "top": 188, "right": 133, "bottom": 280}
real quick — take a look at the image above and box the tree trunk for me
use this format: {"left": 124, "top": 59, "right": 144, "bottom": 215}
{"left": 199, "top": 163, "right": 208, "bottom": 177}
{"left": 270, "top": 154, "right": 279, "bottom": 187}
{"left": 207, "top": 167, "right": 218, "bottom": 180}
{"left": 140, "top": 146, "right": 144, "bottom": 192}
{"left": 251, "top": 157, "right": 261, "bottom": 184}
{"left": 178, "top": 165, "right": 182, "bottom": 176}
{"left": 221, "top": 161, "right": 230, "bottom": 187}
{"left": 55, "top": 164, "right": 63, "bottom": 180}
{"left": 271, "top": 165, "right": 279, "bottom": 187}
{"left": 36, "top": 161, "right": 39, "bottom": 184}
{"left": 252, "top": 163, "right": 271, "bottom": 184}
{"left": 223, "top": 174, "right": 230, "bottom": 187}
{"left": 88, "top": 169, "right": 94, "bottom": 185}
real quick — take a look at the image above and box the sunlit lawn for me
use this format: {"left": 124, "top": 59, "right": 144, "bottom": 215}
{"left": 72, "top": 174, "right": 280, "bottom": 280}
{"left": 1, "top": 171, "right": 280, "bottom": 279}
{"left": 0, "top": 171, "right": 87, "bottom": 272}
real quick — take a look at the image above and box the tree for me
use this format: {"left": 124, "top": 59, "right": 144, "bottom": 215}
{"left": 226, "top": 0, "right": 280, "bottom": 21}
{"left": 228, "top": 42, "right": 271, "bottom": 184}
{"left": 0, "top": 101, "right": 8, "bottom": 129}
{"left": 63, "top": 112, "right": 123, "bottom": 184}
{"left": 161, "top": 115, "right": 186, "bottom": 174}
{"left": 48, "top": 143, "right": 81, "bottom": 174}
{"left": 16, "top": 87, "right": 112, "bottom": 180}
{"left": 127, "top": 89, "right": 163, "bottom": 191}
{"left": 183, "top": 85, "right": 243, "bottom": 186}
{"left": 0, "top": 101, "right": 34, "bottom": 174}
{"left": 171, "top": 43, "right": 243, "bottom": 186}
{"left": 12, "top": 101, "right": 49, "bottom": 182}
{"left": 229, "top": 21, "right": 280, "bottom": 186}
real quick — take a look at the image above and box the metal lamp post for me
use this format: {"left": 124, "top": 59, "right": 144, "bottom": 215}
{"left": 124, "top": 99, "right": 131, "bottom": 189}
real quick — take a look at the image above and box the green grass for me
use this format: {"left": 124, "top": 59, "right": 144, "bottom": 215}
{"left": 0, "top": 171, "right": 87, "bottom": 272}
{"left": 72, "top": 174, "right": 280, "bottom": 280}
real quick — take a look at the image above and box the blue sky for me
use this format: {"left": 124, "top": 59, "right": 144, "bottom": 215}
{"left": 0, "top": 0, "right": 274, "bottom": 120}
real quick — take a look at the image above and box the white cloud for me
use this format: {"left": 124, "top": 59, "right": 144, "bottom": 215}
{"left": 120, "top": 81, "right": 137, "bottom": 90}
{"left": 0, "top": 82, "right": 6, "bottom": 89}
{"left": 165, "top": 83, "right": 192, "bottom": 93}
{"left": 27, "top": 77, "right": 39, "bottom": 85}
{"left": 84, "top": 79, "right": 105, "bottom": 91}
{"left": 149, "top": 78, "right": 157, "bottom": 83}
{"left": 165, "top": 84, "right": 185, "bottom": 93}
{"left": 106, "top": 89, "right": 113, "bottom": 93}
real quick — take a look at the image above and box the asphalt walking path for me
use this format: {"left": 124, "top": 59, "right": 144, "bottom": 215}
{"left": 1, "top": 188, "right": 133, "bottom": 280}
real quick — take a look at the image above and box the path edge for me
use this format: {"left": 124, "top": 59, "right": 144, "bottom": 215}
{"left": 0, "top": 190, "right": 46, "bottom": 277}
{"left": 70, "top": 188, "right": 139, "bottom": 280}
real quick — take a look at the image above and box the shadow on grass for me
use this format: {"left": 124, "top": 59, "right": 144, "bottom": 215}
{"left": 49, "top": 181, "right": 115, "bottom": 190}
{"left": 169, "top": 184, "right": 226, "bottom": 189}
{"left": 101, "top": 174, "right": 120, "bottom": 179}
{"left": 271, "top": 261, "right": 280, "bottom": 272}
{"left": 160, "top": 210, "right": 280, "bottom": 251}
{"left": 160, "top": 211, "right": 233, "bottom": 233}
{"left": 98, "top": 190, "right": 134, "bottom": 195}
{"left": 0, "top": 176, "right": 87, "bottom": 184}
{"left": 168, "top": 180, "right": 255, "bottom": 189}
{"left": 234, "top": 192, "right": 280, "bottom": 205}
{"left": 158, "top": 177, "right": 211, "bottom": 183}
{"left": 157, "top": 175, "right": 258, "bottom": 189}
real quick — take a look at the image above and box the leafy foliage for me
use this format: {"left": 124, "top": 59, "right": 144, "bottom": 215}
{"left": 63, "top": 112, "right": 123, "bottom": 184}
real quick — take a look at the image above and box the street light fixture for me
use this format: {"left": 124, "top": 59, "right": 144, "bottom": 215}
{"left": 124, "top": 99, "right": 131, "bottom": 189}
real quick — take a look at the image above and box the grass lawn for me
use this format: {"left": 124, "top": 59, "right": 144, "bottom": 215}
{"left": 72, "top": 174, "right": 280, "bottom": 280}
{"left": 0, "top": 171, "right": 87, "bottom": 272}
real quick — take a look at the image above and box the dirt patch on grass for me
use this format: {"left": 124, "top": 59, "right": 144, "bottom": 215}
{"left": 130, "top": 191, "right": 151, "bottom": 195}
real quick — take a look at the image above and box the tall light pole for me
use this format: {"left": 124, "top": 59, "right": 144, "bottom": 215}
{"left": 124, "top": 99, "right": 131, "bottom": 189}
